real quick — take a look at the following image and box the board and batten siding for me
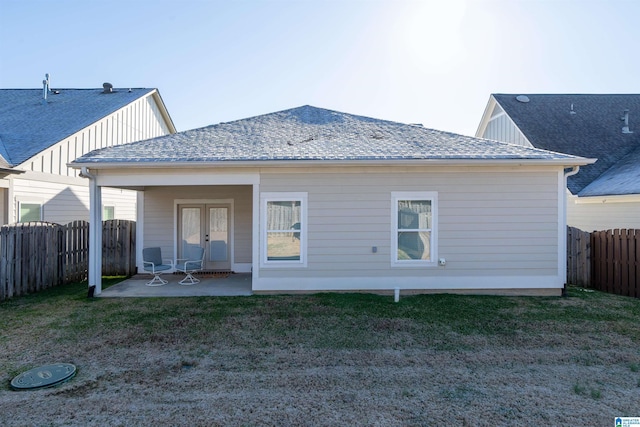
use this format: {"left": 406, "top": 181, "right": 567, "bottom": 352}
{"left": 5, "top": 92, "right": 171, "bottom": 224}
{"left": 255, "top": 166, "right": 562, "bottom": 292}
{"left": 567, "top": 194, "right": 640, "bottom": 231}
{"left": 480, "top": 105, "right": 531, "bottom": 147}
{"left": 140, "top": 185, "right": 252, "bottom": 269}
{"left": 19, "top": 95, "right": 171, "bottom": 177}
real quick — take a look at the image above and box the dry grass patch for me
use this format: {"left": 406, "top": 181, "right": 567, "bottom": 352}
{"left": 1, "top": 282, "right": 639, "bottom": 426}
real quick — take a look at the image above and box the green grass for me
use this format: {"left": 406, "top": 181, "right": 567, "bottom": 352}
{"left": 2, "top": 281, "right": 640, "bottom": 426}
{"left": 1, "top": 282, "right": 639, "bottom": 362}
{"left": 2, "top": 281, "right": 640, "bottom": 354}
{"left": 573, "top": 381, "right": 603, "bottom": 399}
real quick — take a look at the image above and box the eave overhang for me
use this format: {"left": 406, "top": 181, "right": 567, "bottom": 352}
{"left": 0, "top": 168, "right": 25, "bottom": 177}
{"left": 69, "top": 157, "right": 596, "bottom": 170}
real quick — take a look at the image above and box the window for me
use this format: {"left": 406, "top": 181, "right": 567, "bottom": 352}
{"left": 392, "top": 192, "right": 437, "bottom": 266}
{"left": 103, "top": 206, "right": 115, "bottom": 220}
{"left": 19, "top": 202, "right": 42, "bottom": 222}
{"left": 261, "top": 192, "right": 307, "bottom": 267}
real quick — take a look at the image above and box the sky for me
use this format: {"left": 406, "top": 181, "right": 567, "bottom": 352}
{"left": 1, "top": 0, "right": 639, "bottom": 136}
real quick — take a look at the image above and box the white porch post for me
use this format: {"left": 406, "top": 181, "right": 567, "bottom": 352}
{"left": 88, "top": 175, "right": 103, "bottom": 295}
{"left": 136, "top": 190, "right": 144, "bottom": 273}
{"left": 251, "top": 182, "right": 260, "bottom": 291}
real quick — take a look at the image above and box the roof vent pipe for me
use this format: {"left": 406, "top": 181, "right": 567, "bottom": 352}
{"left": 622, "top": 109, "right": 633, "bottom": 134}
{"left": 42, "top": 73, "right": 50, "bottom": 104}
{"left": 102, "top": 82, "right": 113, "bottom": 94}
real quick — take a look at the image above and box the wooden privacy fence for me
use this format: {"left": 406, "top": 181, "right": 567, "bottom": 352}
{"left": 102, "top": 219, "right": 136, "bottom": 276}
{"left": 591, "top": 229, "right": 640, "bottom": 298}
{"left": 0, "top": 220, "right": 136, "bottom": 301}
{"left": 567, "top": 226, "right": 640, "bottom": 298}
{"left": 567, "top": 226, "right": 591, "bottom": 287}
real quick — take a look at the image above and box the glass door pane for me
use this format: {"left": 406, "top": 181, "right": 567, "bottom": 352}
{"left": 181, "top": 207, "right": 202, "bottom": 256}
{"left": 209, "top": 207, "right": 228, "bottom": 263}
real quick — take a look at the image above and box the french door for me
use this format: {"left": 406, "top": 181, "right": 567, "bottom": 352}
{"left": 178, "top": 204, "right": 231, "bottom": 270}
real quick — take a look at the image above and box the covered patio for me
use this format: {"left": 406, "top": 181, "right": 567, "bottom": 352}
{"left": 99, "top": 273, "right": 252, "bottom": 297}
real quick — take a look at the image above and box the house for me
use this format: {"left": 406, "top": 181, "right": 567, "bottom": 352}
{"left": 476, "top": 94, "right": 640, "bottom": 231}
{"left": 0, "top": 78, "right": 175, "bottom": 225}
{"left": 71, "top": 105, "right": 592, "bottom": 296}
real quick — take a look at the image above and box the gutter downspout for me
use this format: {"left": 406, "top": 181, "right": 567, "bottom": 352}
{"left": 564, "top": 166, "right": 580, "bottom": 180}
{"left": 560, "top": 166, "right": 580, "bottom": 296}
{"left": 80, "top": 167, "right": 103, "bottom": 296}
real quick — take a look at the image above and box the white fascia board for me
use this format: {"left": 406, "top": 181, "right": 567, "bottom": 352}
{"left": 149, "top": 89, "right": 177, "bottom": 134}
{"left": 476, "top": 96, "right": 536, "bottom": 149}
{"left": 475, "top": 95, "right": 497, "bottom": 137}
{"left": 70, "top": 157, "right": 596, "bottom": 171}
{"left": 92, "top": 171, "right": 260, "bottom": 187}
{"left": 574, "top": 193, "right": 640, "bottom": 204}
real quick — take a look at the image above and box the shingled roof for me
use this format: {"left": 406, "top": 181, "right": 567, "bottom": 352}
{"left": 0, "top": 87, "right": 159, "bottom": 167}
{"left": 74, "top": 105, "right": 588, "bottom": 165}
{"left": 492, "top": 94, "right": 640, "bottom": 196}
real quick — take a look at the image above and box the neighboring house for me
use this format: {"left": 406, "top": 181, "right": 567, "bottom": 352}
{"left": 0, "top": 80, "right": 175, "bottom": 225}
{"left": 476, "top": 94, "right": 640, "bottom": 231}
{"left": 71, "top": 105, "right": 592, "bottom": 296}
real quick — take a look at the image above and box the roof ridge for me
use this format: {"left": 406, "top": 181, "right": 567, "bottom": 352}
{"left": 72, "top": 105, "right": 591, "bottom": 166}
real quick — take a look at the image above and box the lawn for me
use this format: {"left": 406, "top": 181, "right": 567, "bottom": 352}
{"left": 1, "top": 280, "right": 639, "bottom": 426}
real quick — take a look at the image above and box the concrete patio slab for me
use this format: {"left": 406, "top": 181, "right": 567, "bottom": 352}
{"left": 99, "top": 273, "right": 252, "bottom": 297}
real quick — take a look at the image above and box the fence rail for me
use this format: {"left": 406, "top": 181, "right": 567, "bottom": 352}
{"left": 0, "top": 220, "right": 136, "bottom": 301}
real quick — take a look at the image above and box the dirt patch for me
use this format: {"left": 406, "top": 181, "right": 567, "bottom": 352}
{"left": 1, "top": 286, "right": 639, "bottom": 426}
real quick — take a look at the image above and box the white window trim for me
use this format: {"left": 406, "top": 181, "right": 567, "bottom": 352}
{"left": 260, "top": 192, "right": 308, "bottom": 268}
{"left": 391, "top": 191, "right": 438, "bottom": 267}
{"left": 16, "top": 199, "right": 44, "bottom": 223}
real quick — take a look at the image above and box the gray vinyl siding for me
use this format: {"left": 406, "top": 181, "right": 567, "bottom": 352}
{"left": 567, "top": 194, "right": 640, "bottom": 231}
{"left": 259, "top": 168, "right": 560, "bottom": 279}
{"left": 142, "top": 185, "right": 252, "bottom": 263}
{"left": 11, "top": 177, "right": 136, "bottom": 224}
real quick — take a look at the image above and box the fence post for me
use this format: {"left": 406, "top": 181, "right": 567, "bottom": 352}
{"left": 0, "top": 226, "right": 6, "bottom": 301}
{"left": 632, "top": 230, "right": 639, "bottom": 298}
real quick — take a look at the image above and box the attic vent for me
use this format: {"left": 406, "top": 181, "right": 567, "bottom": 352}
{"left": 515, "top": 95, "right": 530, "bottom": 103}
{"left": 42, "top": 73, "right": 50, "bottom": 104}
{"left": 622, "top": 109, "right": 633, "bottom": 134}
{"left": 102, "top": 82, "right": 114, "bottom": 94}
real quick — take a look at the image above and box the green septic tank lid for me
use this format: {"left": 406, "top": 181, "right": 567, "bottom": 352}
{"left": 10, "top": 363, "right": 76, "bottom": 390}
